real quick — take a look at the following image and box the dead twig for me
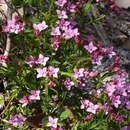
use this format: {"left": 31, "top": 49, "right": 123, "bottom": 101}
{"left": 4, "top": 0, "right": 22, "bottom": 18}
{"left": 2, "top": 0, "right": 12, "bottom": 67}
{"left": 0, "top": 8, "right": 7, "bottom": 19}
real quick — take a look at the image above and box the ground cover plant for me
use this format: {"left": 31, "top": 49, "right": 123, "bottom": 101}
{"left": 0, "top": 0, "right": 130, "bottom": 129}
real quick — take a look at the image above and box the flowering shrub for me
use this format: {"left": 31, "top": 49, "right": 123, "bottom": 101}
{"left": 0, "top": 0, "right": 130, "bottom": 130}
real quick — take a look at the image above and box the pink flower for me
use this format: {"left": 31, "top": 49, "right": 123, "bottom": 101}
{"left": 19, "top": 96, "right": 30, "bottom": 107}
{"left": 36, "top": 67, "right": 47, "bottom": 78}
{"left": 48, "top": 81, "right": 56, "bottom": 88}
{"left": 2, "top": 16, "right": 24, "bottom": 34}
{"left": 25, "top": 54, "right": 49, "bottom": 67}
{"left": 67, "top": 3, "right": 77, "bottom": 13}
{"left": 36, "top": 67, "right": 59, "bottom": 78}
{"left": 91, "top": 52, "right": 103, "bottom": 65}
{"left": 63, "top": 27, "right": 79, "bottom": 40}
{"left": 105, "top": 82, "right": 116, "bottom": 96}
{"left": 55, "top": 0, "right": 67, "bottom": 7}
{"left": 47, "top": 116, "right": 58, "bottom": 128}
{"left": 89, "top": 71, "right": 97, "bottom": 78}
{"left": 110, "top": 113, "right": 124, "bottom": 124}
{"left": 0, "top": 55, "right": 7, "bottom": 63}
{"left": 57, "top": 10, "right": 68, "bottom": 19}
{"left": 63, "top": 78, "right": 74, "bottom": 90}
{"left": 87, "top": 103, "right": 98, "bottom": 114}
{"left": 58, "top": 20, "right": 70, "bottom": 31}
{"left": 74, "top": 35, "right": 81, "bottom": 44}
{"left": 29, "top": 90, "right": 40, "bottom": 100}
{"left": 126, "top": 101, "right": 130, "bottom": 110}
{"left": 84, "top": 42, "right": 97, "bottom": 53}
{"left": 35, "top": 54, "right": 49, "bottom": 66}
{"left": 47, "top": 66, "right": 59, "bottom": 78}
{"left": 120, "top": 126, "right": 129, "bottom": 130}
{"left": 51, "top": 36, "right": 60, "bottom": 51}
{"left": 33, "top": 21, "right": 48, "bottom": 37}
{"left": 51, "top": 27, "right": 61, "bottom": 36}
{"left": 80, "top": 99, "right": 98, "bottom": 114}
{"left": 9, "top": 114, "right": 26, "bottom": 127}
{"left": 98, "top": 104, "right": 112, "bottom": 115}
{"left": 33, "top": 21, "right": 48, "bottom": 32}
{"left": 25, "top": 56, "right": 36, "bottom": 68}
{"left": 118, "top": 70, "right": 128, "bottom": 81}
{"left": 110, "top": 95, "right": 121, "bottom": 108}
{"left": 116, "top": 84, "right": 127, "bottom": 97}
{"left": 80, "top": 99, "right": 90, "bottom": 109}
{"left": 102, "top": 47, "right": 116, "bottom": 58}
{"left": 51, "top": 127, "right": 63, "bottom": 130}
{"left": 51, "top": 41, "right": 60, "bottom": 51}
{"left": 84, "top": 114, "right": 94, "bottom": 121}
{"left": 74, "top": 68, "right": 85, "bottom": 79}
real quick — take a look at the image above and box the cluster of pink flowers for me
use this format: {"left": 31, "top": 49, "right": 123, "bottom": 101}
{"left": 84, "top": 41, "right": 116, "bottom": 65}
{"left": 36, "top": 66, "right": 59, "bottom": 78}
{"left": 109, "top": 113, "right": 124, "bottom": 124}
{"left": 55, "top": 0, "right": 78, "bottom": 13}
{"left": 72, "top": 67, "right": 98, "bottom": 91}
{"left": 33, "top": 21, "right": 48, "bottom": 37}
{"left": 2, "top": 0, "right": 130, "bottom": 129}
{"left": 84, "top": 42, "right": 102, "bottom": 65}
{"left": 104, "top": 71, "right": 130, "bottom": 109}
{"left": 2, "top": 16, "right": 24, "bottom": 34}
{"left": 2, "top": 16, "right": 48, "bottom": 37}
{"left": 25, "top": 54, "right": 49, "bottom": 68}
{"left": 9, "top": 114, "right": 26, "bottom": 127}
{"left": 80, "top": 99, "right": 99, "bottom": 114}
{"left": 80, "top": 98, "right": 126, "bottom": 123}
{"left": 25, "top": 54, "right": 59, "bottom": 78}
{"left": 50, "top": 0, "right": 80, "bottom": 50}
{"left": 75, "top": 45, "right": 130, "bottom": 123}
{"left": 74, "top": 68, "right": 97, "bottom": 79}
{"left": 66, "top": 36, "right": 130, "bottom": 123}
{"left": 19, "top": 90, "right": 40, "bottom": 107}
{"left": 51, "top": 20, "right": 79, "bottom": 50}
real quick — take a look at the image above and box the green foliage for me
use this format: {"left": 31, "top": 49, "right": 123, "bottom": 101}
{"left": 60, "top": 111, "right": 69, "bottom": 121}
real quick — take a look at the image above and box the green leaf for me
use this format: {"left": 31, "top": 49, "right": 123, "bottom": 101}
{"left": 83, "top": 0, "right": 92, "bottom": 15}
{"left": 0, "top": 94, "right": 4, "bottom": 106}
{"left": 24, "top": 28, "right": 32, "bottom": 33}
{"left": 31, "top": 17, "right": 40, "bottom": 23}
{"left": 42, "top": 117, "right": 48, "bottom": 126}
{"left": 60, "top": 111, "right": 69, "bottom": 121}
